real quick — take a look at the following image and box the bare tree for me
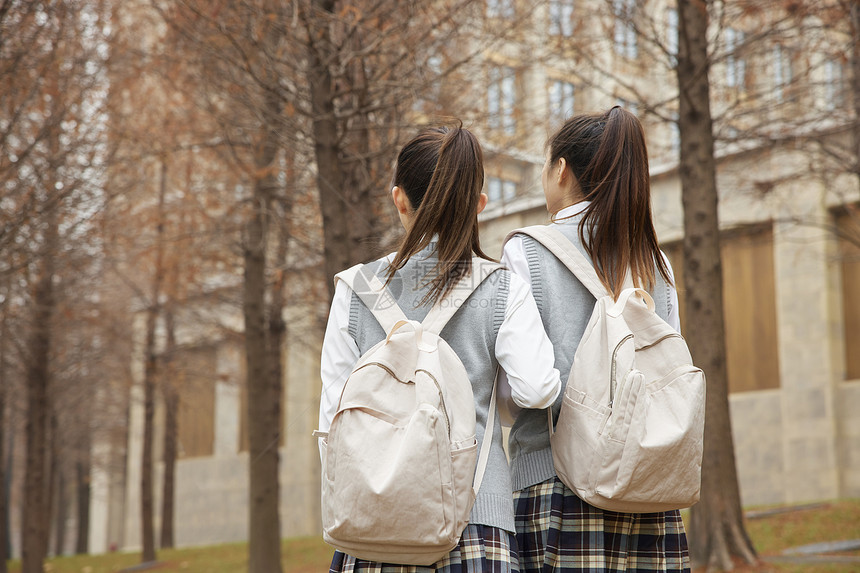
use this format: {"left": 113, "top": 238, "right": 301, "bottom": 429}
{"left": 243, "top": 19, "right": 287, "bottom": 569}
{"left": 74, "top": 436, "right": 91, "bottom": 555}
{"left": 137, "top": 4, "right": 525, "bottom": 571}
{"left": 853, "top": 2, "right": 860, "bottom": 189}
{"left": 675, "top": 2, "right": 757, "bottom": 570}
{"left": 1, "top": 1, "right": 112, "bottom": 566}
{"left": 159, "top": 307, "right": 178, "bottom": 550}
{"left": 0, "top": 286, "right": 8, "bottom": 572}
{"left": 22, "top": 198, "right": 59, "bottom": 573}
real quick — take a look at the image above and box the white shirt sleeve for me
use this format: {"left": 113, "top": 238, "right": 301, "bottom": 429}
{"left": 661, "top": 251, "right": 682, "bottom": 334}
{"left": 496, "top": 235, "right": 556, "bottom": 423}
{"left": 494, "top": 272, "right": 561, "bottom": 411}
{"left": 318, "top": 279, "right": 360, "bottom": 460}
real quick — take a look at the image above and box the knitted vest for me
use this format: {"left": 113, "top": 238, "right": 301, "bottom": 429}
{"left": 508, "top": 216, "right": 672, "bottom": 491}
{"left": 349, "top": 246, "right": 516, "bottom": 533}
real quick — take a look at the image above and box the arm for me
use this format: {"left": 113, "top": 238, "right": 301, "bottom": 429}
{"left": 318, "top": 279, "right": 360, "bottom": 460}
{"left": 494, "top": 271, "right": 561, "bottom": 410}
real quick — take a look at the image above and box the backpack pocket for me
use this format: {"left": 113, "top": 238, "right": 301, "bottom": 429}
{"left": 323, "top": 404, "right": 456, "bottom": 546}
{"left": 603, "top": 364, "right": 705, "bottom": 506}
{"left": 596, "top": 369, "right": 646, "bottom": 499}
{"left": 449, "top": 437, "right": 478, "bottom": 537}
{"left": 552, "top": 387, "right": 611, "bottom": 493}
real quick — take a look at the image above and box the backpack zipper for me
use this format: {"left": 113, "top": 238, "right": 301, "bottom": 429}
{"left": 609, "top": 334, "right": 634, "bottom": 407}
{"left": 636, "top": 332, "right": 683, "bottom": 352}
{"left": 360, "top": 362, "right": 452, "bottom": 439}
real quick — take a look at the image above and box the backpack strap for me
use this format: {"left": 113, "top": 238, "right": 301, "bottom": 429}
{"left": 505, "top": 226, "right": 609, "bottom": 299}
{"left": 472, "top": 367, "right": 498, "bottom": 496}
{"left": 421, "top": 258, "right": 504, "bottom": 335}
{"left": 334, "top": 263, "right": 408, "bottom": 332}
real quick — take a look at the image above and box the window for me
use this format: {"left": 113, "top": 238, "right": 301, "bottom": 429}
{"left": 487, "top": 0, "right": 514, "bottom": 19}
{"left": 665, "top": 225, "right": 780, "bottom": 393}
{"left": 486, "top": 176, "right": 517, "bottom": 202}
{"left": 613, "top": 0, "right": 637, "bottom": 59}
{"left": 824, "top": 59, "right": 845, "bottom": 110}
{"left": 666, "top": 8, "right": 678, "bottom": 66}
{"left": 549, "top": 0, "right": 574, "bottom": 37}
{"left": 725, "top": 28, "right": 746, "bottom": 89}
{"left": 488, "top": 66, "right": 516, "bottom": 135}
{"left": 773, "top": 45, "right": 792, "bottom": 103}
{"left": 549, "top": 80, "right": 575, "bottom": 125}
{"left": 837, "top": 210, "right": 860, "bottom": 380}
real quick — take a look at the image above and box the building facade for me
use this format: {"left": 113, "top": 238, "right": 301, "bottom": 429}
{"left": 90, "top": 0, "right": 858, "bottom": 554}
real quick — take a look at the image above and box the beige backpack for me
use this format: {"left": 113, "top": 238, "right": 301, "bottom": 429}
{"left": 508, "top": 226, "right": 705, "bottom": 513}
{"left": 314, "top": 260, "right": 501, "bottom": 565}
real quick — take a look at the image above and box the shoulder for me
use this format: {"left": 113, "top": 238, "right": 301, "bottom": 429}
{"left": 503, "top": 229, "right": 547, "bottom": 262}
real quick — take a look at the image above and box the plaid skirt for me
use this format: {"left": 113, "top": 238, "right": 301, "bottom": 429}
{"left": 513, "top": 477, "right": 690, "bottom": 572}
{"left": 328, "top": 524, "right": 520, "bottom": 573}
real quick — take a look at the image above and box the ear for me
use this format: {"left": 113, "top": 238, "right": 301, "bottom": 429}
{"left": 391, "top": 186, "right": 413, "bottom": 215}
{"left": 556, "top": 157, "right": 568, "bottom": 184}
{"left": 477, "top": 192, "right": 488, "bottom": 214}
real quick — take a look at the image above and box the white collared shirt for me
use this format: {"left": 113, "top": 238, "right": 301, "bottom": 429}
{"left": 318, "top": 256, "right": 562, "bottom": 445}
{"left": 501, "top": 202, "right": 681, "bottom": 333}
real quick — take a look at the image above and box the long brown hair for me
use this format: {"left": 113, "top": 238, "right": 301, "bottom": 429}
{"left": 386, "top": 125, "right": 493, "bottom": 304}
{"left": 547, "top": 106, "right": 672, "bottom": 298}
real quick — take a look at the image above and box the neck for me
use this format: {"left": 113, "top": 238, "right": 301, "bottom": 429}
{"left": 552, "top": 196, "right": 586, "bottom": 215}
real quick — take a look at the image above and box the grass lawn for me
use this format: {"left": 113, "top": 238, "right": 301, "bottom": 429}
{"left": 6, "top": 499, "right": 859, "bottom": 572}
{"left": 6, "top": 537, "right": 333, "bottom": 573}
{"left": 741, "top": 499, "right": 860, "bottom": 572}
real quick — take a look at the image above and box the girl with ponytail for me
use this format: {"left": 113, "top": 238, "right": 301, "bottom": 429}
{"left": 504, "top": 107, "right": 691, "bottom": 572}
{"left": 319, "top": 125, "right": 561, "bottom": 572}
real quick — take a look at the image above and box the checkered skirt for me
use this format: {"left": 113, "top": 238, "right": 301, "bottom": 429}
{"left": 328, "top": 524, "right": 520, "bottom": 573}
{"left": 513, "top": 477, "right": 690, "bottom": 572}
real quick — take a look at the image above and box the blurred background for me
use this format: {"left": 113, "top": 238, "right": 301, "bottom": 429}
{"left": 0, "top": 0, "right": 857, "bottom": 571}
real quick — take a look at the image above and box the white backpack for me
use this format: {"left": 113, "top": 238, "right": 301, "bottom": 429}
{"left": 508, "top": 226, "right": 705, "bottom": 513}
{"left": 314, "top": 259, "right": 501, "bottom": 565}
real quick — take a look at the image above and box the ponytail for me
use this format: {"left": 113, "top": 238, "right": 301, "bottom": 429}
{"left": 387, "top": 125, "right": 493, "bottom": 304}
{"left": 548, "top": 106, "right": 672, "bottom": 298}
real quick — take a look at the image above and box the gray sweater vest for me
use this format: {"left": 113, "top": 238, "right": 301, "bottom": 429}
{"left": 508, "top": 216, "right": 673, "bottom": 491}
{"left": 348, "top": 246, "right": 516, "bottom": 533}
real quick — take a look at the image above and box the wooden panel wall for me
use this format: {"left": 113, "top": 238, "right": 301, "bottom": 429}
{"left": 838, "top": 212, "right": 860, "bottom": 381}
{"left": 177, "top": 346, "right": 216, "bottom": 458}
{"left": 665, "top": 224, "right": 780, "bottom": 393}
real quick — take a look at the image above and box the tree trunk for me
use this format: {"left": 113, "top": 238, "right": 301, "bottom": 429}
{"left": 22, "top": 206, "right": 58, "bottom": 573}
{"left": 307, "top": 0, "right": 352, "bottom": 300}
{"left": 53, "top": 461, "right": 66, "bottom": 556}
{"left": 851, "top": 2, "right": 860, "bottom": 185}
{"left": 75, "top": 453, "right": 90, "bottom": 555}
{"left": 675, "top": 1, "right": 758, "bottom": 570}
{"left": 141, "top": 291, "right": 158, "bottom": 564}
{"left": 141, "top": 160, "right": 168, "bottom": 564}
{"left": 245, "top": 33, "right": 284, "bottom": 572}
{"left": 2, "top": 421, "right": 12, "bottom": 568}
{"left": 160, "top": 308, "right": 177, "bottom": 550}
{"left": 0, "top": 293, "right": 7, "bottom": 573}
